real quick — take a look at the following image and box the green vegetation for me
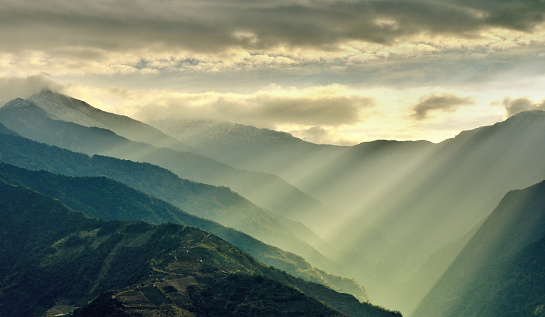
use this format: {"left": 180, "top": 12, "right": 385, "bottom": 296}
{"left": 0, "top": 180, "right": 401, "bottom": 316}
{"left": 0, "top": 162, "right": 369, "bottom": 301}
{"left": 0, "top": 99, "right": 338, "bottom": 277}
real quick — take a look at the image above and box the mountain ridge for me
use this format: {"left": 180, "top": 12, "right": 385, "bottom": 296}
{"left": 29, "top": 89, "right": 193, "bottom": 152}
{"left": 0, "top": 99, "right": 335, "bottom": 272}
{"left": 0, "top": 95, "right": 331, "bottom": 239}
{"left": 414, "top": 179, "right": 545, "bottom": 316}
{"left": 0, "top": 179, "right": 401, "bottom": 317}
{"left": 0, "top": 161, "right": 370, "bottom": 302}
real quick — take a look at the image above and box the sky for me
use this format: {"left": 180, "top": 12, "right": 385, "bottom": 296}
{"left": 1, "top": 0, "right": 544, "bottom": 145}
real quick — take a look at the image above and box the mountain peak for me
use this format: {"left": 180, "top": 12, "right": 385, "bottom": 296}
{"left": 27, "top": 91, "right": 192, "bottom": 151}
{"left": 452, "top": 110, "right": 545, "bottom": 142}
{"left": 504, "top": 109, "right": 545, "bottom": 125}
{"left": 3, "top": 97, "right": 29, "bottom": 108}
{"left": 29, "top": 89, "right": 93, "bottom": 112}
{"left": 36, "top": 87, "right": 56, "bottom": 95}
{"left": 2, "top": 98, "right": 43, "bottom": 113}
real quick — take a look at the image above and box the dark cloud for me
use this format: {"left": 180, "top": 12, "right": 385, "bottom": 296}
{"left": 0, "top": 74, "right": 64, "bottom": 106}
{"left": 455, "top": 0, "right": 545, "bottom": 31}
{"left": 412, "top": 93, "right": 474, "bottom": 120}
{"left": 502, "top": 97, "right": 545, "bottom": 116}
{"left": 0, "top": 0, "right": 543, "bottom": 54}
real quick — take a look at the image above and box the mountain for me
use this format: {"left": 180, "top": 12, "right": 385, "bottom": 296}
{"left": 28, "top": 89, "right": 192, "bottom": 152}
{"left": 296, "top": 139, "right": 437, "bottom": 217}
{"left": 0, "top": 162, "right": 369, "bottom": 302}
{"left": 318, "top": 110, "right": 545, "bottom": 311}
{"left": 0, "top": 96, "right": 328, "bottom": 248}
{"left": 146, "top": 119, "right": 345, "bottom": 187}
{"left": 0, "top": 122, "right": 18, "bottom": 136}
{"left": 0, "top": 130, "right": 343, "bottom": 285}
{"left": 414, "top": 179, "right": 545, "bottom": 317}
{"left": 0, "top": 179, "right": 401, "bottom": 317}
{"left": 11, "top": 92, "right": 545, "bottom": 314}
{"left": 0, "top": 99, "right": 332, "bottom": 273}
{"left": 395, "top": 222, "right": 481, "bottom": 316}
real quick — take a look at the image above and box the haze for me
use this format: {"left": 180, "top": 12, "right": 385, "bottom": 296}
{"left": 1, "top": 1, "right": 545, "bottom": 317}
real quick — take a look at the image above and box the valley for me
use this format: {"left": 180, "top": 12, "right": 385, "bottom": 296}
{"left": 1, "top": 91, "right": 545, "bottom": 316}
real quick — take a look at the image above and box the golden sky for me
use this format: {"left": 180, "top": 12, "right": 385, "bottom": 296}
{"left": 1, "top": 0, "right": 544, "bottom": 144}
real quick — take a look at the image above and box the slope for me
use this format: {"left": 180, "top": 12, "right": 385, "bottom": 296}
{"left": 0, "top": 162, "right": 369, "bottom": 302}
{"left": 147, "top": 119, "right": 345, "bottom": 187}
{"left": 28, "top": 89, "right": 192, "bottom": 152}
{"left": 0, "top": 180, "right": 401, "bottom": 317}
{"left": 0, "top": 99, "right": 333, "bottom": 274}
{"left": 0, "top": 96, "right": 328, "bottom": 244}
{"left": 414, "top": 180, "right": 545, "bottom": 317}
{"left": 298, "top": 139, "right": 437, "bottom": 218}
{"left": 322, "top": 111, "right": 545, "bottom": 311}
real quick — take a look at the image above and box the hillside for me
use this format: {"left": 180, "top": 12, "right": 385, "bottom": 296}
{"left": 147, "top": 119, "right": 345, "bottom": 187}
{"left": 29, "top": 89, "right": 192, "bottom": 152}
{"left": 0, "top": 102, "right": 334, "bottom": 275}
{"left": 298, "top": 139, "right": 437, "bottom": 217}
{"left": 320, "top": 111, "right": 545, "bottom": 311}
{"left": 0, "top": 162, "right": 369, "bottom": 302}
{"left": 0, "top": 96, "right": 328, "bottom": 246}
{"left": 0, "top": 180, "right": 401, "bottom": 317}
{"left": 414, "top": 180, "right": 545, "bottom": 316}
{"left": 9, "top": 93, "right": 545, "bottom": 315}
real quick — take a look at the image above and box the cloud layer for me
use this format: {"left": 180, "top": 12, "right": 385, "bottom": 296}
{"left": 134, "top": 86, "right": 374, "bottom": 127}
{"left": 1, "top": 0, "right": 544, "bottom": 54}
{"left": 0, "top": 74, "right": 64, "bottom": 105}
{"left": 0, "top": 0, "right": 543, "bottom": 144}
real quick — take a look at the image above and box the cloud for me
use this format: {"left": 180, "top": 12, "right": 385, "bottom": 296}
{"left": 412, "top": 93, "right": 475, "bottom": 120}
{"left": 0, "top": 0, "right": 544, "bottom": 57}
{"left": 0, "top": 0, "right": 543, "bottom": 94}
{"left": 288, "top": 126, "right": 356, "bottom": 145}
{"left": 134, "top": 86, "right": 374, "bottom": 128}
{"left": 502, "top": 97, "right": 545, "bottom": 116}
{"left": 0, "top": 74, "right": 64, "bottom": 106}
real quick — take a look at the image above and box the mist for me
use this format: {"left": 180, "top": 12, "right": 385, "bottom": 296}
{"left": 143, "top": 109, "right": 545, "bottom": 314}
{"left": 3, "top": 90, "right": 545, "bottom": 316}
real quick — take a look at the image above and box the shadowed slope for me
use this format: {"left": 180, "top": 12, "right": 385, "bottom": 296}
{"left": 29, "top": 89, "right": 193, "bottom": 152}
{"left": 415, "top": 180, "right": 545, "bottom": 317}
{"left": 0, "top": 180, "right": 401, "bottom": 317}
{"left": 325, "top": 111, "right": 545, "bottom": 311}
{"left": 0, "top": 162, "right": 369, "bottom": 302}
{"left": 147, "top": 119, "right": 345, "bottom": 187}
{"left": 0, "top": 99, "right": 334, "bottom": 275}
{"left": 0, "top": 97, "right": 329, "bottom": 251}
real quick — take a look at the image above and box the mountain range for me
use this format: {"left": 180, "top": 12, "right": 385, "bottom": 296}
{"left": 310, "top": 110, "right": 545, "bottom": 311}
{"left": 149, "top": 108, "right": 545, "bottom": 313}
{"left": 0, "top": 161, "right": 368, "bottom": 302}
{"left": 2, "top": 89, "right": 545, "bottom": 316}
{"left": 0, "top": 122, "right": 371, "bottom": 300}
{"left": 0, "top": 96, "right": 333, "bottom": 274}
{"left": 26, "top": 89, "right": 329, "bottom": 228}
{"left": 0, "top": 179, "right": 399, "bottom": 317}
{"left": 146, "top": 118, "right": 344, "bottom": 189}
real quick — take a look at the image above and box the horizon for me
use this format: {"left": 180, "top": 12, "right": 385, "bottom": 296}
{"left": 1, "top": 0, "right": 544, "bottom": 145}
{"left": 3, "top": 88, "right": 543, "bottom": 146}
